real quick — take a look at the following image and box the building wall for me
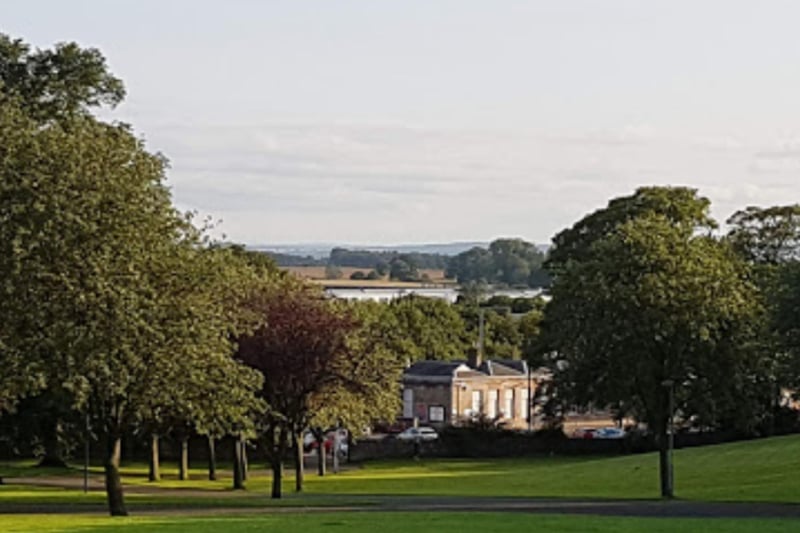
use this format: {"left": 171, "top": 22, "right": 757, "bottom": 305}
{"left": 402, "top": 375, "right": 539, "bottom": 430}
{"left": 452, "top": 377, "right": 535, "bottom": 430}
{"left": 402, "top": 382, "right": 453, "bottom": 426}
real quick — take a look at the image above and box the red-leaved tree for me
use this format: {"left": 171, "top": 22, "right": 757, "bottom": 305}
{"left": 236, "top": 283, "right": 358, "bottom": 498}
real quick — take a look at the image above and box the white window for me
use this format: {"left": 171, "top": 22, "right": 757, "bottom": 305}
{"left": 471, "top": 390, "right": 482, "bottom": 414}
{"left": 504, "top": 389, "right": 514, "bottom": 418}
{"left": 403, "top": 388, "right": 414, "bottom": 418}
{"left": 488, "top": 390, "right": 498, "bottom": 418}
{"left": 520, "top": 388, "right": 530, "bottom": 421}
{"left": 429, "top": 405, "right": 445, "bottom": 422}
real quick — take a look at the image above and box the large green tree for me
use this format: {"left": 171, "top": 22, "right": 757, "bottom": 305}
{"left": 546, "top": 186, "right": 716, "bottom": 276}
{"left": 727, "top": 205, "right": 800, "bottom": 415}
{"left": 385, "top": 294, "right": 469, "bottom": 362}
{"left": 540, "top": 189, "right": 763, "bottom": 499}
{"left": 0, "top": 33, "right": 124, "bottom": 122}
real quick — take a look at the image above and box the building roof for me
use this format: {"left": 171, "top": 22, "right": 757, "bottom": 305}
{"left": 404, "top": 358, "right": 530, "bottom": 382}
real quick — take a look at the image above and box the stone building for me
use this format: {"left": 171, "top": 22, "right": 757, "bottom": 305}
{"left": 401, "top": 358, "right": 547, "bottom": 430}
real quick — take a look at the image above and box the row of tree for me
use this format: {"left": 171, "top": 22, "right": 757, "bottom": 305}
{"left": 0, "top": 34, "right": 408, "bottom": 516}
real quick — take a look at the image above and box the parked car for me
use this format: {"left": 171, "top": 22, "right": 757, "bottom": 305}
{"left": 594, "top": 427, "right": 626, "bottom": 439}
{"left": 303, "top": 428, "right": 349, "bottom": 455}
{"left": 570, "top": 428, "right": 597, "bottom": 439}
{"left": 396, "top": 426, "right": 439, "bottom": 442}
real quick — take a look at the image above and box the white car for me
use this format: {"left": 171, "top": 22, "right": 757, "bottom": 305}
{"left": 396, "top": 426, "right": 439, "bottom": 442}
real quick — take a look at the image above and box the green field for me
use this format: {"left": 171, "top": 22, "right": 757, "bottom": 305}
{"left": 4, "top": 512, "right": 800, "bottom": 533}
{"left": 3, "top": 435, "right": 800, "bottom": 532}
{"left": 3, "top": 434, "right": 800, "bottom": 505}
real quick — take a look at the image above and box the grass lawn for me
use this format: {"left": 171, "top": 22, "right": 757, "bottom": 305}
{"left": 301, "top": 433, "right": 800, "bottom": 502}
{"left": 4, "top": 512, "right": 800, "bottom": 533}
{"left": 2, "top": 433, "right": 800, "bottom": 507}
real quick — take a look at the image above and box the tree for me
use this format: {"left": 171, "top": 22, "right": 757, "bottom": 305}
{"left": 307, "top": 300, "right": 403, "bottom": 476}
{"left": 350, "top": 270, "right": 367, "bottom": 280}
{"left": 447, "top": 239, "right": 548, "bottom": 288}
{"left": 389, "top": 256, "right": 420, "bottom": 282}
{"left": 385, "top": 295, "right": 469, "bottom": 362}
{"left": 540, "top": 196, "right": 763, "bottom": 499}
{"left": 236, "top": 284, "right": 360, "bottom": 498}
{"left": 0, "top": 33, "right": 125, "bottom": 123}
{"left": 727, "top": 205, "right": 800, "bottom": 423}
{"left": 0, "top": 35, "right": 270, "bottom": 516}
{"left": 727, "top": 205, "right": 800, "bottom": 265}
{"left": 546, "top": 186, "right": 716, "bottom": 277}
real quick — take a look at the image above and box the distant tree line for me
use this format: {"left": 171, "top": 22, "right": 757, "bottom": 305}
{"left": 263, "top": 252, "right": 326, "bottom": 266}
{"left": 446, "top": 238, "right": 551, "bottom": 288}
{"left": 268, "top": 241, "right": 551, "bottom": 288}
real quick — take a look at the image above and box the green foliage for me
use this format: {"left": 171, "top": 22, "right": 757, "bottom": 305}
{"left": 447, "top": 238, "right": 548, "bottom": 288}
{"left": 727, "top": 205, "right": 800, "bottom": 265}
{"left": 310, "top": 300, "right": 404, "bottom": 435}
{"left": 384, "top": 295, "right": 469, "bottom": 362}
{"left": 349, "top": 270, "right": 367, "bottom": 280}
{"left": 546, "top": 186, "right": 716, "bottom": 277}
{"left": 388, "top": 256, "right": 420, "bottom": 282}
{"left": 0, "top": 33, "right": 125, "bottom": 122}
{"left": 542, "top": 207, "right": 765, "bottom": 436}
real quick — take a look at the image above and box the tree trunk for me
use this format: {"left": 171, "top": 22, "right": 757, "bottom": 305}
{"left": 316, "top": 436, "right": 326, "bottom": 477}
{"left": 294, "top": 432, "right": 304, "bottom": 492}
{"left": 179, "top": 436, "right": 189, "bottom": 481}
{"left": 270, "top": 456, "right": 282, "bottom": 499}
{"left": 148, "top": 434, "right": 160, "bottom": 482}
{"left": 232, "top": 436, "right": 245, "bottom": 490}
{"left": 207, "top": 436, "right": 217, "bottom": 481}
{"left": 39, "top": 420, "right": 67, "bottom": 468}
{"left": 241, "top": 436, "right": 249, "bottom": 481}
{"left": 104, "top": 435, "right": 128, "bottom": 516}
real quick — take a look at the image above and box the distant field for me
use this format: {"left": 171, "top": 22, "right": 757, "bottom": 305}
{"left": 283, "top": 266, "right": 453, "bottom": 286}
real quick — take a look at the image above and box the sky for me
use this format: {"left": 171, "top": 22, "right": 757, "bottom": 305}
{"left": 5, "top": 1, "right": 800, "bottom": 245}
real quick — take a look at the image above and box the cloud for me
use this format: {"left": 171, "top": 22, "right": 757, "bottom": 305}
{"left": 129, "top": 119, "right": 800, "bottom": 245}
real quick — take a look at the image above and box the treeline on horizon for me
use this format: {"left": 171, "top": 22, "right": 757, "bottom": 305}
{"left": 266, "top": 239, "right": 551, "bottom": 288}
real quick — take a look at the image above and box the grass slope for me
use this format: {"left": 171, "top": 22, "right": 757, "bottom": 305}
{"left": 301, "top": 434, "right": 800, "bottom": 502}
{"left": 2, "top": 433, "right": 800, "bottom": 506}
{"left": 5, "top": 513, "right": 800, "bottom": 533}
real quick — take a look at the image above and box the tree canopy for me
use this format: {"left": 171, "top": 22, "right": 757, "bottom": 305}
{"left": 446, "top": 238, "right": 549, "bottom": 288}
{"left": 539, "top": 188, "right": 763, "bottom": 498}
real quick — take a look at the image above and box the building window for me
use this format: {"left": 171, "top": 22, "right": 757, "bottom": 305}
{"left": 429, "top": 405, "right": 445, "bottom": 422}
{"left": 504, "top": 389, "right": 514, "bottom": 418}
{"left": 471, "top": 390, "right": 482, "bottom": 414}
{"left": 403, "top": 388, "right": 414, "bottom": 419}
{"left": 488, "top": 390, "right": 498, "bottom": 418}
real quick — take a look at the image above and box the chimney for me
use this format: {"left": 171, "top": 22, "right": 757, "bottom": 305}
{"left": 468, "top": 309, "right": 485, "bottom": 369}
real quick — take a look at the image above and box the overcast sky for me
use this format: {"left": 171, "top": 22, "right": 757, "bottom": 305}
{"left": 5, "top": 1, "right": 800, "bottom": 245}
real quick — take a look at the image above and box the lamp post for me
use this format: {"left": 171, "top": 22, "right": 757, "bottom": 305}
{"left": 661, "top": 379, "right": 675, "bottom": 498}
{"left": 83, "top": 410, "right": 90, "bottom": 494}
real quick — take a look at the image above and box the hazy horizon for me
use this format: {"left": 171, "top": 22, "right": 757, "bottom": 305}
{"left": 6, "top": 1, "right": 800, "bottom": 245}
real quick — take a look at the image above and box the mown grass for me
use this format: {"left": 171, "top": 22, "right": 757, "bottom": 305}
{"left": 300, "top": 433, "right": 800, "bottom": 502}
{"left": 4, "top": 512, "right": 800, "bottom": 533}
{"left": 2, "top": 433, "right": 800, "bottom": 506}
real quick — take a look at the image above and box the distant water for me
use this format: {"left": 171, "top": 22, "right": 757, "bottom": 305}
{"left": 325, "top": 287, "right": 544, "bottom": 303}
